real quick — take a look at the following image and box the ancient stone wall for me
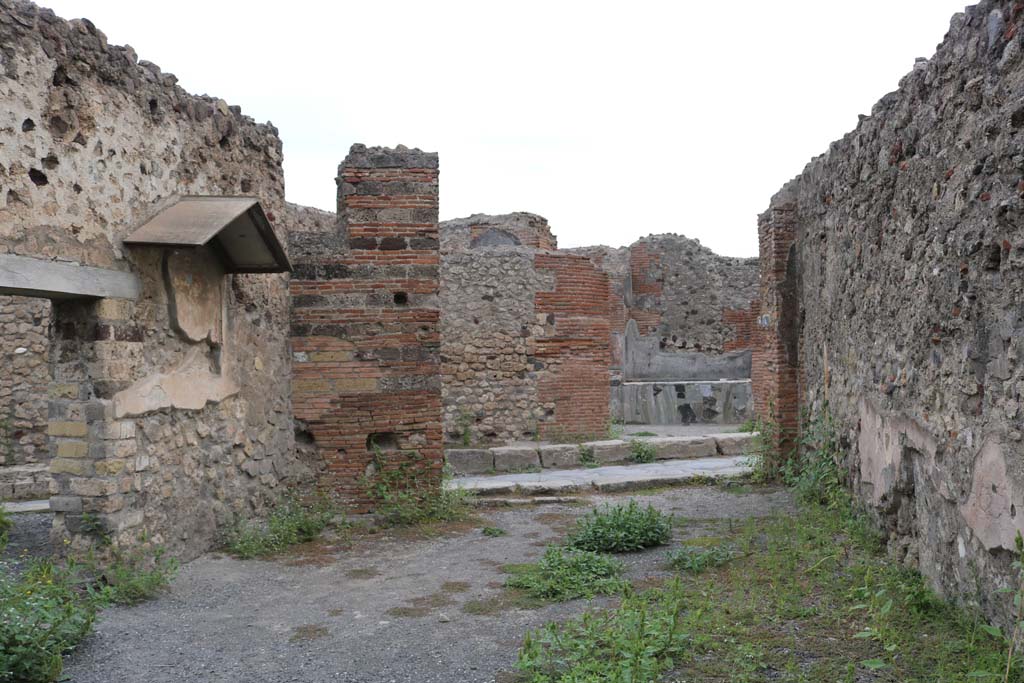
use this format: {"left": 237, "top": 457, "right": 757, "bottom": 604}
{"left": 0, "top": 295, "right": 51, "bottom": 500}
{"left": 1, "top": 1, "right": 303, "bottom": 559}
{"left": 440, "top": 215, "right": 611, "bottom": 444}
{"left": 290, "top": 145, "right": 443, "bottom": 507}
{"left": 757, "top": 0, "right": 1024, "bottom": 626}
{"left": 573, "top": 236, "right": 760, "bottom": 380}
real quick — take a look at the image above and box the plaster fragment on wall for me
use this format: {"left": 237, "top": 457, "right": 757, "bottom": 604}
{"left": 962, "top": 438, "right": 1024, "bottom": 551}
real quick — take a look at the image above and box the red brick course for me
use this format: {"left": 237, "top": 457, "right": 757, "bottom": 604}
{"left": 290, "top": 147, "right": 442, "bottom": 508}
{"left": 751, "top": 202, "right": 800, "bottom": 455}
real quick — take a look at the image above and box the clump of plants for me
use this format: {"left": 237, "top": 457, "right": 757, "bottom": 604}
{"left": 567, "top": 500, "right": 672, "bottom": 553}
{"left": 93, "top": 546, "right": 180, "bottom": 605}
{"left": 782, "top": 405, "right": 846, "bottom": 508}
{"left": 666, "top": 543, "right": 739, "bottom": 574}
{"left": 227, "top": 496, "right": 337, "bottom": 558}
{"left": 481, "top": 526, "right": 506, "bottom": 537}
{"left": 516, "top": 582, "right": 688, "bottom": 681}
{"left": 362, "top": 448, "right": 473, "bottom": 527}
{"left": 629, "top": 439, "right": 657, "bottom": 464}
{"left": 0, "top": 541, "right": 179, "bottom": 683}
{"left": 0, "top": 505, "right": 12, "bottom": 552}
{"left": 505, "top": 546, "right": 626, "bottom": 602}
{"left": 0, "top": 559, "right": 96, "bottom": 683}
{"left": 577, "top": 444, "right": 597, "bottom": 468}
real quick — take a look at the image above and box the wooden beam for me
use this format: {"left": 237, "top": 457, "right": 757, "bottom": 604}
{"left": 0, "top": 254, "right": 141, "bottom": 300}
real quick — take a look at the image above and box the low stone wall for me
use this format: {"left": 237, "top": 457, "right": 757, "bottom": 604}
{"left": 446, "top": 432, "right": 755, "bottom": 475}
{"left": 755, "top": 0, "right": 1024, "bottom": 628}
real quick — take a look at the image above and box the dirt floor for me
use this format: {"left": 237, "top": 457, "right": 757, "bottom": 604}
{"left": 60, "top": 485, "right": 794, "bottom": 683}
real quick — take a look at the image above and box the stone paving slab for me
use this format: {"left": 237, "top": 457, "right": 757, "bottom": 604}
{"left": 447, "top": 455, "right": 751, "bottom": 495}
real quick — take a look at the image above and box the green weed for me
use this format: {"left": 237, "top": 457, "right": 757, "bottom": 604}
{"left": 482, "top": 526, "right": 506, "bottom": 537}
{"left": 0, "top": 544, "right": 177, "bottom": 683}
{"left": 577, "top": 444, "right": 598, "bottom": 468}
{"left": 567, "top": 500, "right": 672, "bottom": 553}
{"left": 781, "top": 405, "right": 846, "bottom": 508}
{"left": 666, "top": 543, "right": 739, "bottom": 573}
{"left": 361, "top": 448, "right": 473, "bottom": 527}
{"left": 227, "top": 496, "right": 337, "bottom": 558}
{"left": 505, "top": 546, "right": 626, "bottom": 602}
{"left": 91, "top": 546, "right": 179, "bottom": 606}
{"left": 517, "top": 583, "right": 687, "bottom": 682}
{"left": 0, "top": 506, "right": 11, "bottom": 552}
{"left": 629, "top": 439, "right": 657, "bottom": 464}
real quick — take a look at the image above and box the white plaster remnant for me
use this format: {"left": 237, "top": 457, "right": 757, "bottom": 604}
{"left": 166, "top": 248, "right": 223, "bottom": 345}
{"left": 113, "top": 346, "right": 238, "bottom": 418}
{"left": 962, "top": 438, "right": 1024, "bottom": 551}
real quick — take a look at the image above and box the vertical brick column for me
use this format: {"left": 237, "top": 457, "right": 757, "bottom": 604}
{"left": 626, "top": 242, "right": 663, "bottom": 334}
{"left": 49, "top": 299, "right": 142, "bottom": 552}
{"left": 534, "top": 253, "right": 612, "bottom": 440}
{"left": 290, "top": 144, "right": 442, "bottom": 507}
{"left": 751, "top": 201, "right": 801, "bottom": 456}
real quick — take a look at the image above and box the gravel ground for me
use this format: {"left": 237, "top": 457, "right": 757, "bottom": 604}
{"left": 63, "top": 485, "right": 794, "bottom": 683}
{"left": 1, "top": 511, "right": 54, "bottom": 578}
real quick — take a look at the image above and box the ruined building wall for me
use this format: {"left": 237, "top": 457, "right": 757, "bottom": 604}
{"left": 573, "top": 236, "right": 760, "bottom": 379}
{"left": 0, "top": 295, "right": 51, "bottom": 500}
{"left": 440, "top": 215, "right": 611, "bottom": 444}
{"left": 573, "top": 236, "right": 759, "bottom": 426}
{"left": 1, "top": 1, "right": 302, "bottom": 559}
{"left": 290, "top": 145, "right": 443, "bottom": 506}
{"left": 757, "top": 0, "right": 1024, "bottom": 626}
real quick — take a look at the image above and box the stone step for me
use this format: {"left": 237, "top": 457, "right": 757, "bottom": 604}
{"left": 446, "top": 455, "right": 751, "bottom": 496}
{"left": 445, "top": 432, "right": 757, "bottom": 475}
{"left": 0, "top": 463, "right": 52, "bottom": 502}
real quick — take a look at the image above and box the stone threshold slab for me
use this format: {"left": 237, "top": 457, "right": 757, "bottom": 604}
{"left": 3, "top": 499, "right": 51, "bottom": 514}
{"left": 446, "top": 455, "right": 751, "bottom": 496}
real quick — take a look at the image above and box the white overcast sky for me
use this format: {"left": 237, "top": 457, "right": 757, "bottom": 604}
{"left": 43, "top": 1, "right": 968, "bottom": 256}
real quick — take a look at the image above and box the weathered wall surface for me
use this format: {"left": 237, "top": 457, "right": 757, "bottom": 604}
{"left": 443, "top": 213, "right": 557, "bottom": 251}
{"left": 573, "top": 236, "right": 760, "bottom": 381}
{"left": 290, "top": 145, "right": 443, "bottom": 507}
{"left": 1, "top": 1, "right": 303, "bottom": 559}
{"left": 757, "top": 0, "right": 1024, "bottom": 626}
{"left": 440, "top": 215, "right": 611, "bottom": 444}
{"left": 0, "top": 295, "right": 52, "bottom": 499}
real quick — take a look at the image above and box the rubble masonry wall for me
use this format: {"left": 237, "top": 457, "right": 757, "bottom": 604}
{"left": 757, "top": 0, "right": 1024, "bottom": 626}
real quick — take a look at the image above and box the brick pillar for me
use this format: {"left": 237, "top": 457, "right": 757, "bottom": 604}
{"left": 534, "top": 253, "right": 612, "bottom": 440}
{"left": 49, "top": 298, "right": 142, "bottom": 552}
{"left": 290, "top": 144, "right": 442, "bottom": 508}
{"left": 751, "top": 200, "right": 801, "bottom": 458}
